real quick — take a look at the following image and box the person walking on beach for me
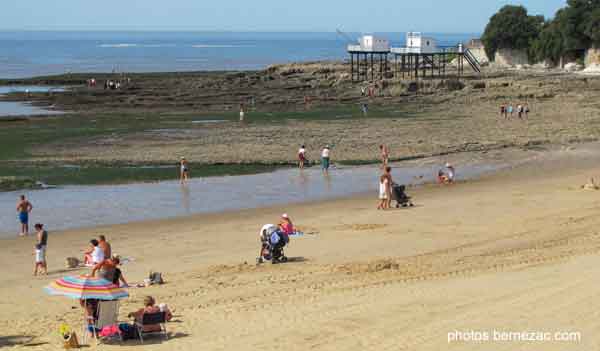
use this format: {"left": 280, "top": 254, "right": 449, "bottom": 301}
{"left": 507, "top": 104, "right": 514, "bottom": 118}
{"left": 517, "top": 104, "right": 523, "bottom": 119}
{"left": 379, "top": 144, "right": 389, "bottom": 167}
{"left": 180, "top": 157, "right": 189, "bottom": 183}
{"left": 298, "top": 145, "right": 307, "bottom": 169}
{"left": 321, "top": 145, "right": 331, "bottom": 173}
{"left": 384, "top": 166, "right": 393, "bottom": 209}
{"left": 16, "top": 195, "right": 33, "bottom": 236}
{"left": 33, "top": 223, "right": 48, "bottom": 276}
{"left": 524, "top": 104, "right": 530, "bottom": 119}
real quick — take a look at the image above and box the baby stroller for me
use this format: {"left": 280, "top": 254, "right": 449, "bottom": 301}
{"left": 257, "top": 224, "right": 289, "bottom": 264}
{"left": 392, "top": 183, "right": 414, "bottom": 208}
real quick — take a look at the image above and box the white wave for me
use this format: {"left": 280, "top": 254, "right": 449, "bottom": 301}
{"left": 191, "top": 44, "right": 252, "bottom": 48}
{"left": 99, "top": 43, "right": 138, "bottom": 48}
{"left": 142, "top": 44, "right": 176, "bottom": 48}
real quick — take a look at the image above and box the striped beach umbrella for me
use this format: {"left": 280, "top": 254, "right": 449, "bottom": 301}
{"left": 44, "top": 275, "right": 129, "bottom": 300}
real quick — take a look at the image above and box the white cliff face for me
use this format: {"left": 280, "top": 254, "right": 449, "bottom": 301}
{"left": 494, "top": 48, "right": 529, "bottom": 67}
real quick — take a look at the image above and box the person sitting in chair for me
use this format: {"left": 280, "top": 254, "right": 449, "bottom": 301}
{"left": 128, "top": 296, "right": 172, "bottom": 332}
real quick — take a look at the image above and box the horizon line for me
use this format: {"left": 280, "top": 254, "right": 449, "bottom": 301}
{"left": 0, "top": 28, "right": 482, "bottom": 35}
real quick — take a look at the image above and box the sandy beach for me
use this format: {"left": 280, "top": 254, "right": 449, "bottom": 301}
{"left": 1, "top": 143, "right": 600, "bottom": 350}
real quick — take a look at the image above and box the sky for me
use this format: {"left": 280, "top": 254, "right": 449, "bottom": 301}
{"left": 1, "top": 0, "right": 567, "bottom": 33}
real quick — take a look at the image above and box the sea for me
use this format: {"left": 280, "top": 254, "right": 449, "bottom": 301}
{"left": 0, "top": 31, "right": 478, "bottom": 79}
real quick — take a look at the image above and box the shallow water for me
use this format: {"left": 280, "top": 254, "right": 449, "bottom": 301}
{"left": 0, "top": 101, "right": 63, "bottom": 117}
{"left": 0, "top": 86, "right": 65, "bottom": 94}
{"left": 0, "top": 86, "right": 66, "bottom": 117}
{"left": 0, "top": 161, "right": 503, "bottom": 238}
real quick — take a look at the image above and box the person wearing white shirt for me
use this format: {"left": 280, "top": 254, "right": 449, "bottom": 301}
{"left": 298, "top": 145, "right": 307, "bottom": 169}
{"left": 321, "top": 145, "right": 331, "bottom": 173}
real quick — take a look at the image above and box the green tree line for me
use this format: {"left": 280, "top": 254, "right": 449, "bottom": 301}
{"left": 481, "top": 1, "right": 600, "bottom": 66}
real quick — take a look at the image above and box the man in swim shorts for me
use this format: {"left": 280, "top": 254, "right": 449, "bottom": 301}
{"left": 16, "top": 195, "right": 33, "bottom": 236}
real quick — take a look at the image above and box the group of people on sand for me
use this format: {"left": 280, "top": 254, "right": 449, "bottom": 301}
{"left": 82, "top": 295, "right": 173, "bottom": 338}
{"left": 83, "top": 235, "right": 128, "bottom": 287}
{"left": 500, "top": 103, "right": 530, "bottom": 119}
{"left": 377, "top": 166, "right": 395, "bottom": 210}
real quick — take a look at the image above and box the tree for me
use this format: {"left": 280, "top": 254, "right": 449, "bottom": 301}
{"left": 531, "top": 20, "right": 565, "bottom": 65}
{"left": 481, "top": 5, "right": 543, "bottom": 60}
{"left": 583, "top": 8, "right": 600, "bottom": 47}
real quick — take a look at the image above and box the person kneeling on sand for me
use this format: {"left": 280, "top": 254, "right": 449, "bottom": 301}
{"left": 128, "top": 296, "right": 172, "bottom": 332}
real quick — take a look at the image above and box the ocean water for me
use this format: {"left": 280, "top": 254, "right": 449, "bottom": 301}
{"left": 0, "top": 31, "right": 477, "bottom": 78}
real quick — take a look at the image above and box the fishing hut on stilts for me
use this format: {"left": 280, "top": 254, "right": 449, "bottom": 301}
{"left": 347, "top": 32, "right": 481, "bottom": 82}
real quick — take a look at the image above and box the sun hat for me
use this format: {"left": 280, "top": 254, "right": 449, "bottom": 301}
{"left": 445, "top": 162, "right": 452, "bottom": 168}
{"left": 281, "top": 213, "right": 289, "bottom": 219}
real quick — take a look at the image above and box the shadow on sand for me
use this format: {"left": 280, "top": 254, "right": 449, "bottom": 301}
{"left": 0, "top": 335, "right": 48, "bottom": 348}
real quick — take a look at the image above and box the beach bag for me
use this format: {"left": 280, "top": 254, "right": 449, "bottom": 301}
{"left": 149, "top": 271, "right": 164, "bottom": 285}
{"left": 119, "top": 323, "right": 138, "bottom": 340}
{"left": 63, "top": 332, "right": 79, "bottom": 349}
{"left": 65, "top": 257, "right": 80, "bottom": 269}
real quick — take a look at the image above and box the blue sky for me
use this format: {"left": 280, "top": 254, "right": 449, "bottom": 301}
{"left": 1, "top": 0, "right": 566, "bottom": 32}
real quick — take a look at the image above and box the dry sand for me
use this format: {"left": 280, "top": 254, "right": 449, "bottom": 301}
{"left": 2, "top": 145, "right": 600, "bottom": 350}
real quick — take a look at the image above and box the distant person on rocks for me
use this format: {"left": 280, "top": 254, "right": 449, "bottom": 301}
{"left": 16, "top": 195, "right": 33, "bottom": 236}
{"left": 33, "top": 223, "right": 48, "bottom": 276}
{"left": 500, "top": 104, "right": 505, "bottom": 118}
{"left": 517, "top": 104, "right": 523, "bottom": 119}
{"left": 180, "top": 157, "right": 189, "bottom": 183}
{"left": 239, "top": 104, "right": 245, "bottom": 122}
{"left": 361, "top": 103, "right": 368, "bottom": 116}
{"left": 524, "top": 104, "right": 530, "bottom": 118}
{"left": 298, "top": 145, "right": 307, "bottom": 169}
{"left": 507, "top": 104, "right": 514, "bottom": 118}
{"left": 321, "top": 145, "right": 331, "bottom": 173}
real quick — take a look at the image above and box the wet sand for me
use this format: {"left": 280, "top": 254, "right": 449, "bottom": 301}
{"left": 1, "top": 142, "right": 600, "bottom": 350}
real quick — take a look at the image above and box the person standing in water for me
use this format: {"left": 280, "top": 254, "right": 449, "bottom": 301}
{"left": 298, "top": 145, "right": 307, "bottom": 169}
{"left": 16, "top": 195, "right": 33, "bottom": 236}
{"left": 180, "top": 157, "right": 189, "bottom": 183}
{"left": 379, "top": 144, "right": 389, "bottom": 167}
{"left": 321, "top": 145, "right": 331, "bottom": 173}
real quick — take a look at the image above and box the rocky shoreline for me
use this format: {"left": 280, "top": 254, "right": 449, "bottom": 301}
{"left": 1, "top": 62, "right": 600, "bottom": 187}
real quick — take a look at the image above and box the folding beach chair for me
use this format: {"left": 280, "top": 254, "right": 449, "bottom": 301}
{"left": 84, "top": 300, "right": 121, "bottom": 344}
{"left": 135, "top": 312, "right": 168, "bottom": 343}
